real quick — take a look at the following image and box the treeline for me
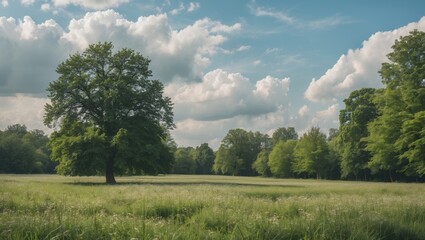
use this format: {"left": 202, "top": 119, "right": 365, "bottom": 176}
{"left": 173, "top": 30, "right": 425, "bottom": 182}
{"left": 172, "top": 127, "right": 340, "bottom": 180}
{"left": 0, "top": 124, "right": 56, "bottom": 173}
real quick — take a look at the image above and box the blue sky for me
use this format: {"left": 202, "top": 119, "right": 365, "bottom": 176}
{"left": 1, "top": 0, "right": 425, "bottom": 149}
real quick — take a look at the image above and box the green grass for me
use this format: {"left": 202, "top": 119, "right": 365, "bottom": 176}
{"left": 1, "top": 175, "right": 424, "bottom": 239}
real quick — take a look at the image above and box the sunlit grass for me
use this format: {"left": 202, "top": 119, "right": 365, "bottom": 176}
{"left": 1, "top": 174, "right": 424, "bottom": 239}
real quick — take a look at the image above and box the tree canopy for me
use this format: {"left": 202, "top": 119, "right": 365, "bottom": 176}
{"left": 213, "top": 129, "right": 268, "bottom": 176}
{"left": 338, "top": 88, "right": 378, "bottom": 180}
{"left": 44, "top": 42, "right": 174, "bottom": 183}
{"left": 293, "top": 127, "right": 330, "bottom": 179}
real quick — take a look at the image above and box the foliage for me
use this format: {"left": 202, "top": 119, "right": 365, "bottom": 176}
{"left": 173, "top": 147, "right": 196, "bottom": 174}
{"left": 0, "top": 124, "right": 54, "bottom": 173}
{"left": 194, "top": 143, "right": 215, "bottom": 174}
{"left": 293, "top": 127, "right": 330, "bottom": 179}
{"left": 338, "top": 88, "right": 378, "bottom": 180}
{"left": 396, "top": 111, "right": 425, "bottom": 176}
{"left": 268, "top": 140, "right": 297, "bottom": 178}
{"left": 271, "top": 127, "right": 298, "bottom": 145}
{"left": 213, "top": 146, "right": 241, "bottom": 176}
{"left": 44, "top": 42, "right": 174, "bottom": 183}
{"left": 213, "top": 129, "right": 269, "bottom": 176}
{"left": 251, "top": 149, "right": 271, "bottom": 177}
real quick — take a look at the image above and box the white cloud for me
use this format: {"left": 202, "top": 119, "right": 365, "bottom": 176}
{"left": 298, "top": 105, "right": 309, "bottom": 118}
{"left": 170, "top": 2, "right": 185, "bottom": 15}
{"left": 170, "top": 2, "right": 200, "bottom": 15}
{"left": 41, "top": 3, "right": 51, "bottom": 11}
{"left": 250, "top": 5, "right": 295, "bottom": 24}
{"left": 310, "top": 104, "right": 340, "bottom": 133}
{"left": 237, "top": 45, "right": 251, "bottom": 52}
{"left": 165, "top": 69, "right": 290, "bottom": 122}
{"left": 0, "top": 16, "right": 68, "bottom": 95}
{"left": 305, "top": 17, "right": 425, "bottom": 103}
{"left": 253, "top": 60, "right": 261, "bottom": 65}
{"left": 52, "top": 0, "right": 129, "bottom": 10}
{"left": 253, "top": 75, "right": 290, "bottom": 100}
{"left": 21, "top": 0, "right": 35, "bottom": 6}
{"left": 0, "top": 95, "right": 49, "bottom": 132}
{"left": 188, "top": 2, "right": 200, "bottom": 12}
{"left": 1, "top": 0, "right": 8, "bottom": 7}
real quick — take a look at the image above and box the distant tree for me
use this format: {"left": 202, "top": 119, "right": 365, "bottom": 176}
{"left": 338, "top": 88, "right": 378, "bottom": 180}
{"left": 268, "top": 140, "right": 297, "bottom": 178}
{"left": 173, "top": 147, "right": 196, "bottom": 174}
{"left": 272, "top": 127, "right": 298, "bottom": 145}
{"left": 44, "top": 42, "right": 174, "bottom": 184}
{"left": 293, "top": 127, "right": 330, "bottom": 179}
{"left": 194, "top": 143, "right": 215, "bottom": 174}
{"left": 213, "top": 129, "right": 268, "bottom": 176}
{"left": 213, "top": 146, "right": 241, "bottom": 175}
{"left": 252, "top": 149, "right": 271, "bottom": 177}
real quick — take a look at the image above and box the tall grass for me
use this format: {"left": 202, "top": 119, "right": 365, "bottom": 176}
{"left": 1, "top": 175, "right": 424, "bottom": 239}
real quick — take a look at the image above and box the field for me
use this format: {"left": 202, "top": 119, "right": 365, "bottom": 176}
{"left": 1, "top": 175, "right": 425, "bottom": 240}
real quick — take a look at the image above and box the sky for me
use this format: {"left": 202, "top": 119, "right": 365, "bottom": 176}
{"left": 1, "top": 0, "right": 425, "bottom": 149}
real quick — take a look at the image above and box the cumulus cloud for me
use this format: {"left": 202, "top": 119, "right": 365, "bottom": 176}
{"left": 0, "top": 16, "right": 69, "bottom": 95}
{"left": 52, "top": 0, "right": 129, "bottom": 10}
{"left": 1, "top": 0, "right": 8, "bottom": 7}
{"left": 165, "top": 69, "right": 290, "bottom": 121}
{"left": 310, "top": 104, "right": 340, "bottom": 133}
{"left": 305, "top": 17, "right": 425, "bottom": 103}
{"left": 63, "top": 11, "right": 240, "bottom": 83}
{"left": 0, "top": 95, "right": 49, "bottom": 132}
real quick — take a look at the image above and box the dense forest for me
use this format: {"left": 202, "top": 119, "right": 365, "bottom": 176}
{"left": 1, "top": 31, "right": 424, "bottom": 182}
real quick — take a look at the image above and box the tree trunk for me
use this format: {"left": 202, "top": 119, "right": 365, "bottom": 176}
{"left": 105, "top": 157, "right": 116, "bottom": 184}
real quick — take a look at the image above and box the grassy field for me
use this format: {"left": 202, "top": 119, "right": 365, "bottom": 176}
{"left": 1, "top": 175, "right": 424, "bottom": 239}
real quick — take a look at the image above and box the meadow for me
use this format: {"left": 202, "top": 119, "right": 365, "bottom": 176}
{"left": 1, "top": 175, "right": 424, "bottom": 240}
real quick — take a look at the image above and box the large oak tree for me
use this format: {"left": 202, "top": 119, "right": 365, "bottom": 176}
{"left": 44, "top": 42, "right": 174, "bottom": 184}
